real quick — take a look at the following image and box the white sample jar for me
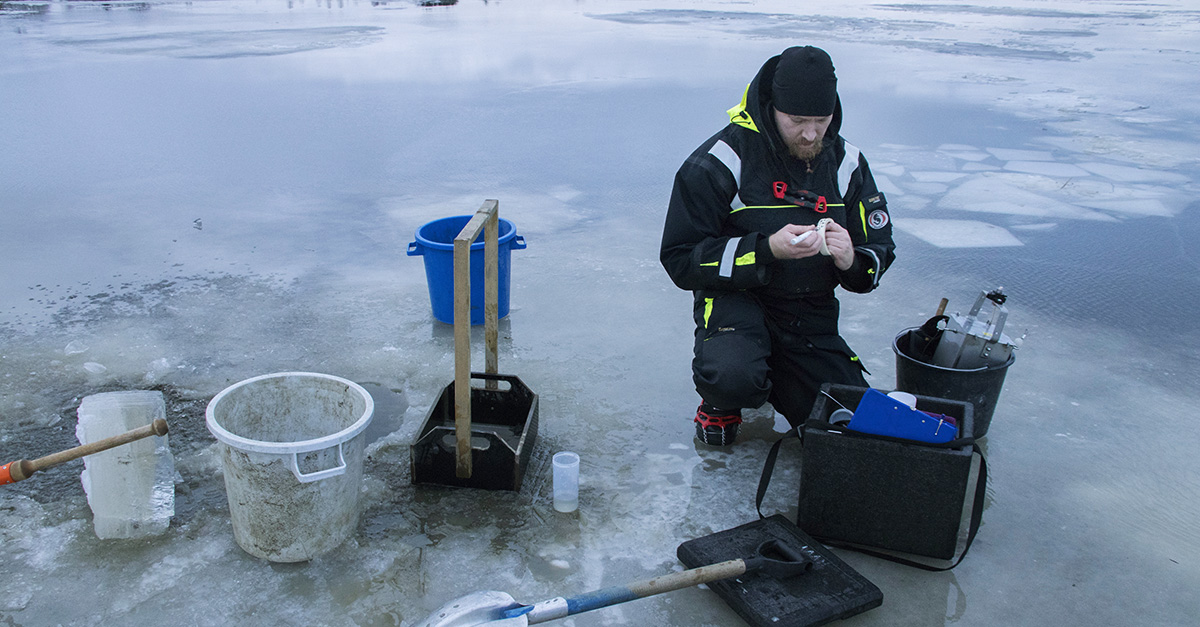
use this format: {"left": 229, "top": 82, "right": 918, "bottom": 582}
{"left": 830, "top": 408, "right": 855, "bottom": 425}
{"left": 553, "top": 451, "right": 580, "bottom": 513}
{"left": 887, "top": 391, "right": 918, "bottom": 408}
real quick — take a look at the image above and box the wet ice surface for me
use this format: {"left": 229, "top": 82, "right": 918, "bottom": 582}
{"left": 2, "top": 0, "right": 1199, "bottom": 624}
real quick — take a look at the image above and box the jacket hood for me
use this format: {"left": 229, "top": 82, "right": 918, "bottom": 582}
{"left": 726, "top": 53, "right": 844, "bottom": 154}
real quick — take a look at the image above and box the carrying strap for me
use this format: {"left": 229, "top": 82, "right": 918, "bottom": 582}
{"left": 755, "top": 424, "right": 803, "bottom": 521}
{"left": 756, "top": 423, "right": 988, "bottom": 571}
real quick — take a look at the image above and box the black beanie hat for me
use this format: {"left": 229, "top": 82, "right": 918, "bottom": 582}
{"left": 771, "top": 46, "right": 838, "bottom": 116}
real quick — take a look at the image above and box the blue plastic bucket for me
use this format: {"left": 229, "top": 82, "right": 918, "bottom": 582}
{"left": 407, "top": 215, "right": 526, "bottom": 325}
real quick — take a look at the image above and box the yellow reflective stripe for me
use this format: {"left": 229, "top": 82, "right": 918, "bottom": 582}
{"left": 726, "top": 85, "right": 759, "bottom": 132}
{"left": 859, "top": 201, "right": 868, "bottom": 240}
{"left": 851, "top": 356, "right": 860, "bottom": 362}
{"left": 731, "top": 203, "right": 846, "bottom": 214}
{"left": 703, "top": 297, "right": 714, "bottom": 328}
{"left": 701, "top": 254, "right": 755, "bottom": 267}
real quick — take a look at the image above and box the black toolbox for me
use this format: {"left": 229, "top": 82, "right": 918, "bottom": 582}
{"left": 798, "top": 384, "right": 978, "bottom": 560}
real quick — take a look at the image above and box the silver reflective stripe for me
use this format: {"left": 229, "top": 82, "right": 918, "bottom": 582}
{"left": 838, "top": 141, "right": 861, "bottom": 198}
{"left": 858, "top": 246, "right": 882, "bottom": 287}
{"left": 719, "top": 237, "right": 741, "bottom": 278}
{"left": 708, "top": 140, "right": 741, "bottom": 188}
{"left": 730, "top": 193, "right": 746, "bottom": 211}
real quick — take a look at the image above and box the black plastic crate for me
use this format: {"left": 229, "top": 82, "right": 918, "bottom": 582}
{"left": 410, "top": 372, "right": 538, "bottom": 491}
{"left": 799, "top": 384, "right": 975, "bottom": 560}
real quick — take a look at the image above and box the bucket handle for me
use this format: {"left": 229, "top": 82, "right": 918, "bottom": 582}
{"left": 451, "top": 200, "right": 504, "bottom": 480}
{"left": 287, "top": 442, "right": 347, "bottom": 483}
{"left": 406, "top": 241, "right": 422, "bottom": 256}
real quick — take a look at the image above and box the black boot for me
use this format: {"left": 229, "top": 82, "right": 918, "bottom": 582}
{"left": 693, "top": 402, "right": 743, "bottom": 446}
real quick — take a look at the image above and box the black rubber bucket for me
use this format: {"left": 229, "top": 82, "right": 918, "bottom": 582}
{"left": 893, "top": 327, "right": 1013, "bottom": 438}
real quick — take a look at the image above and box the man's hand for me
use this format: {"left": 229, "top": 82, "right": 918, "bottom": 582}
{"left": 769, "top": 224, "right": 821, "bottom": 260}
{"left": 769, "top": 222, "right": 855, "bottom": 270}
{"left": 821, "top": 221, "right": 856, "bottom": 271}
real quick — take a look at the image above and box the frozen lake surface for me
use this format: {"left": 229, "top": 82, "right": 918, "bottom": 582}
{"left": 2, "top": 0, "right": 1199, "bottom": 625}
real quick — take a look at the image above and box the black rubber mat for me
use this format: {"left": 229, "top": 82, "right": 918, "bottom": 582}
{"left": 677, "top": 515, "right": 882, "bottom": 627}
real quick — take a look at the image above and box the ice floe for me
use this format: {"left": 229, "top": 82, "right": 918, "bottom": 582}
{"left": 910, "top": 171, "right": 969, "bottom": 183}
{"left": 871, "top": 163, "right": 907, "bottom": 177}
{"left": 939, "top": 175, "right": 1119, "bottom": 221}
{"left": 936, "top": 144, "right": 990, "bottom": 162}
{"left": 942, "top": 149, "right": 992, "bottom": 162}
{"left": 893, "top": 218, "right": 1024, "bottom": 248}
{"left": 987, "top": 148, "right": 1054, "bottom": 161}
{"left": 1075, "top": 198, "right": 1174, "bottom": 217}
{"left": 1010, "top": 222, "right": 1059, "bottom": 232}
{"left": 871, "top": 173, "right": 904, "bottom": 197}
{"left": 1077, "top": 162, "right": 1190, "bottom": 183}
{"left": 1002, "top": 161, "right": 1091, "bottom": 177}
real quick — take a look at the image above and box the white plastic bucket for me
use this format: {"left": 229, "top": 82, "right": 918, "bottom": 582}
{"left": 206, "top": 372, "right": 374, "bottom": 562}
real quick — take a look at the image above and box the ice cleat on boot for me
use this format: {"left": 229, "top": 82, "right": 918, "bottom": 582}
{"left": 694, "top": 403, "right": 743, "bottom": 446}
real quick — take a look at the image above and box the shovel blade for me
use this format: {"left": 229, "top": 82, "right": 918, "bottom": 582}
{"left": 416, "top": 591, "right": 530, "bottom": 627}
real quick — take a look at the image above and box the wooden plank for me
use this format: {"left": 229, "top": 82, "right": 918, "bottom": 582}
{"left": 453, "top": 230, "right": 472, "bottom": 478}
{"left": 454, "top": 206, "right": 492, "bottom": 247}
{"left": 451, "top": 199, "right": 499, "bottom": 478}
{"left": 484, "top": 200, "right": 499, "bottom": 383}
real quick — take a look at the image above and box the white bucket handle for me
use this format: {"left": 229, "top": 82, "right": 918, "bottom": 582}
{"left": 288, "top": 442, "right": 347, "bottom": 483}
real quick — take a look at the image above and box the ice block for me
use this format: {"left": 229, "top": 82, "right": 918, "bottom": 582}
{"left": 76, "top": 391, "right": 174, "bottom": 539}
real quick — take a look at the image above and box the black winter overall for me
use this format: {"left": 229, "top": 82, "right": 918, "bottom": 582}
{"left": 660, "top": 53, "right": 896, "bottom": 426}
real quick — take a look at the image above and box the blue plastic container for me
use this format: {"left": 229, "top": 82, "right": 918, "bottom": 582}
{"left": 407, "top": 216, "right": 526, "bottom": 325}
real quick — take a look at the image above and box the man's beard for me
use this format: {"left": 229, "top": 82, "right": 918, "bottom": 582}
{"left": 787, "top": 136, "right": 824, "bottom": 161}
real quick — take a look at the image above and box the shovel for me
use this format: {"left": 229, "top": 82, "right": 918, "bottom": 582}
{"left": 906, "top": 298, "right": 950, "bottom": 361}
{"left": 416, "top": 539, "right": 812, "bottom": 627}
{"left": 1, "top": 418, "right": 169, "bottom": 485}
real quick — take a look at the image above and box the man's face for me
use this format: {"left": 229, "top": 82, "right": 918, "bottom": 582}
{"left": 773, "top": 108, "right": 832, "bottom": 161}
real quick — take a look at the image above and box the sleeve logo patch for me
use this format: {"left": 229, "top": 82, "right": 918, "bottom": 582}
{"left": 867, "top": 209, "right": 890, "bottom": 229}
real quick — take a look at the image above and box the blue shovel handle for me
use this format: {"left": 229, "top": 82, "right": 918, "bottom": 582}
{"left": 501, "top": 560, "right": 745, "bottom": 623}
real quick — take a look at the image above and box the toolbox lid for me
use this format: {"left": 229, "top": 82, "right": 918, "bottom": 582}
{"left": 677, "top": 515, "right": 882, "bottom": 627}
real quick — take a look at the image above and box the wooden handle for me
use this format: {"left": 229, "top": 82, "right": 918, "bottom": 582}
{"left": 625, "top": 558, "right": 748, "bottom": 598}
{"left": 0, "top": 418, "right": 168, "bottom": 485}
{"left": 935, "top": 298, "right": 949, "bottom": 317}
{"left": 452, "top": 199, "right": 501, "bottom": 479}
